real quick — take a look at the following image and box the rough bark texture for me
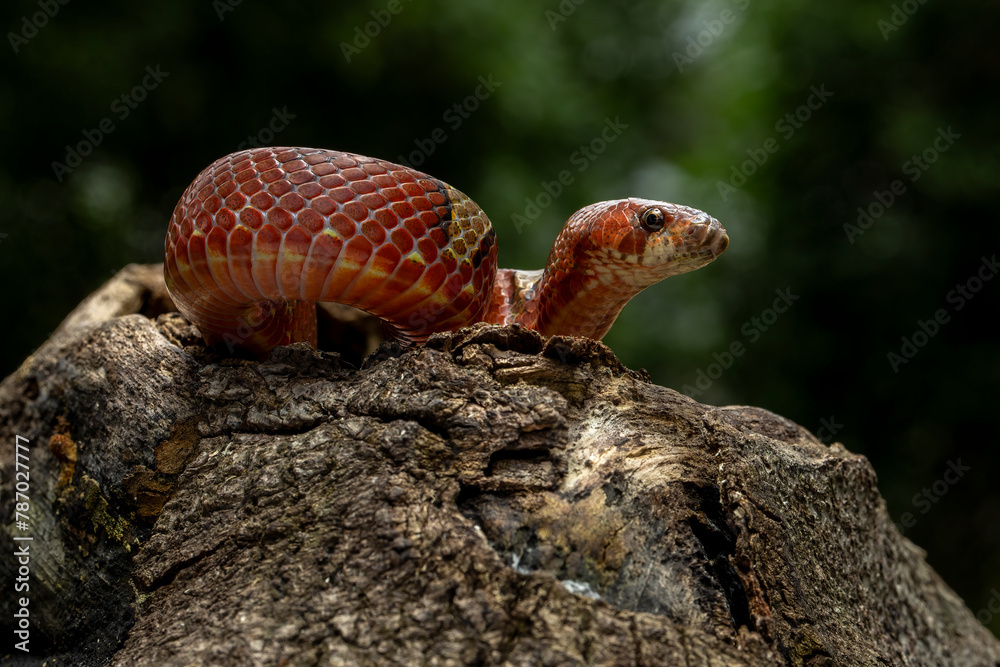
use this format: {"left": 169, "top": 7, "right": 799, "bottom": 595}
{"left": 1, "top": 264, "right": 998, "bottom": 666}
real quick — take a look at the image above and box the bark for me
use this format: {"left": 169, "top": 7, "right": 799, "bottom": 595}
{"left": 1, "top": 264, "right": 997, "bottom": 666}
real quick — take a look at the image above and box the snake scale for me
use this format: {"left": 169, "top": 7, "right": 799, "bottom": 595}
{"left": 164, "top": 147, "right": 729, "bottom": 355}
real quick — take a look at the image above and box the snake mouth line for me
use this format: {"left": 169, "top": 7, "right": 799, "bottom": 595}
{"left": 603, "top": 237, "right": 727, "bottom": 264}
{"left": 666, "top": 224, "right": 729, "bottom": 261}
{"left": 710, "top": 232, "right": 730, "bottom": 257}
{"left": 684, "top": 218, "right": 729, "bottom": 258}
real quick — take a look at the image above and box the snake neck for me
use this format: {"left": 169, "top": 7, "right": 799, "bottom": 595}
{"left": 488, "top": 265, "right": 639, "bottom": 340}
{"left": 487, "top": 199, "right": 729, "bottom": 340}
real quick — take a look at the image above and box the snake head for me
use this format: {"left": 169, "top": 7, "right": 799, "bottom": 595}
{"left": 556, "top": 197, "right": 729, "bottom": 290}
{"left": 528, "top": 197, "right": 728, "bottom": 339}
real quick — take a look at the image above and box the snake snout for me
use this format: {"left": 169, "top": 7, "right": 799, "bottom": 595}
{"left": 711, "top": 230, "right": 730, "bottom": 257}
{"left": 680, "top": 211, "right": 728, "bottom": 257}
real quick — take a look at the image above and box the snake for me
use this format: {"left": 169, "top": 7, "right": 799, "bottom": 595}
{"left": 164, "top": 147, "right": 729, "bottom": 355}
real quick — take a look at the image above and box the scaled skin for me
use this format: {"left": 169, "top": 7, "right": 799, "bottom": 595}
{"left": 164, "top": 148, "right": 728, "bottom": 355}
{"left": 487, "top": 198, "right": 728, "bottom": 339}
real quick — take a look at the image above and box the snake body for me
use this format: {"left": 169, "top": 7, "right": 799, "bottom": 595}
{"left": 164, "top": 147, "right": 728, "bottom": 355}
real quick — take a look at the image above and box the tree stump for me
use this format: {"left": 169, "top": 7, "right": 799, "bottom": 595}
{"left": 1, "top": 264, "right": 997, "bottom": 666}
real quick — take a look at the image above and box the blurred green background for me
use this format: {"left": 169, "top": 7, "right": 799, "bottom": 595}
{"left": 1, "top": 0, "right": 997, "bottom": 638}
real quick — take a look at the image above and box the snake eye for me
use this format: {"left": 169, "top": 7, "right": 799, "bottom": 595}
{"left": 640, "top": 208, "right": 665, "bottom": 231}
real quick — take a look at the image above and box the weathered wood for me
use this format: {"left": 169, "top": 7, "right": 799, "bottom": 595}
{"left": 1, "top": 264, "right": 997, "bottom": 666}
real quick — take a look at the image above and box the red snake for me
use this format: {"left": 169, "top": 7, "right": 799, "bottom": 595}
{"left": 164, "top": 147, "right": 728, "bottom": 355}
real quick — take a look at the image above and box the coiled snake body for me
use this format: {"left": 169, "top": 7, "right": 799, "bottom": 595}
{"left": 164, "top": 147, "right": 728, "bottom": 355}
